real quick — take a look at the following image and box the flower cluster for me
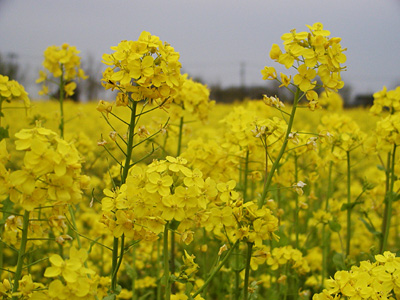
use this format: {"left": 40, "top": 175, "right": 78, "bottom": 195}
{"left": 261, "top": 22, "right": 347, "bottom": 109}
{"left": 314, "top": 251, "right": 400, "bottom": 300}
{"left": 36, "top": 43, "right": 87, "bottom": 97}
{"left": 375, "top": 114, "right": 400, "bottom": 149}
{"left": 100, "top": 156, "right": 217, "bottom": 241}
{"left": 0, "top": 74, "right": 30, "bottom": 107}
{"left": 318, "top": 114, "right": 365, "bottom": 158}
{"left": 170, "top": 75, "right": 215, "bottom": 122}
{"left": 1, "top": 123, "right": 89, "bottom": 210}
{"left": 370, "top": 86, "right": 400, "bottom": 115}
{"left": 267, "top": 246, "right": 310, "bottom": 275}
{"left": 29, "top": 247, "right": 101, "bottom": 299}
{"left": 101, "top": 31, "right": 183, "bottom": 102}
{"left": 219, "top": 106, "right": 286, "bottom": 154}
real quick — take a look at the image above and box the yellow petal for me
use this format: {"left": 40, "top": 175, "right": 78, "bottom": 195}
{"left": 49, "top": 254, "right": 64, "bottom": 267}
{"left": 44, "top": 266, "right": 61, "bottom": 278}
{"left": 62, "top": 268, "right": 78, "bottom": 283}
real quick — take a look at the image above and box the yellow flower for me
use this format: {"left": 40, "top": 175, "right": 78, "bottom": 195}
{"left": 44, "top": 254, "right": 82, "bottom": 283}
{"left": 182, "top": 250, "right": 199, "bottom": 277}
{"left": 375, "top": 251, "right": 400, "bottom": 273}
{"left": 269, "top": 43, "right": 282, "bottom": 60}
{"left": 96, "top": 100, "right": 113, "bottom": 116}
{"left": 145, "top": 172, "right": 173, "bottom": 196}
{"left": 0, "top": 75, "right": 30, "bottom": 107}
{"left": 293, "top": 64, "right": 316, "bottom": 92}
{"left": 161, "top": 195, "right": 185, "bottom": 221}
{"left": 37, "top": 44, "right": 87, "bottom": 97}
{"left": 279, "top": 73, "right": 291, "bottom": 87}
{"left": 64, "top": 81, "right": 76, "bottom": 97}
{"left": 261, "top": 66, "right": 277, "bottom": 80}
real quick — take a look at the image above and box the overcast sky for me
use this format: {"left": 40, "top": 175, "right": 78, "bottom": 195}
{"left": 1, "top": 0, "right": 400, "bottom": 98}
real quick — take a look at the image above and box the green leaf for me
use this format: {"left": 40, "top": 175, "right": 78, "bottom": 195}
{"left": 377, "top": 165, "right": 386, "bottom": 171}
{"left": 359, "top": 217, "right": 381, "bottom": 237}
{"left": 273, "top": 228, "right": 288, "bottom": 247}
{"left": 115, "top": 285, "right": 122, "bottom": 294}
{"left": 0, "top": 197, "right": 14, "bottom": 225}
{"left": 332, "top": 252, "right": 346, "bottom": 271}
{"left": 124, "top": 262, "right": 137, "bottom": 280}
{"left": 392, "top": 192, "right": 400, "bottom": 202}
{"left": 169, "top": 219, "right": 180, "bottom": 231}
{"left": 341, "top": 201, "right": 363, "bottom": 211}
{"left": 103, "top": 294, "right": 116, "bottom": 300}
{"left": 185, "top": 282, "right": 194, "bottom": 295}
{"left": 328, "top": 220, "right": 341, "bottom": 232}
{"left": 0, "top": 125, "right": 9, "bottom": 141}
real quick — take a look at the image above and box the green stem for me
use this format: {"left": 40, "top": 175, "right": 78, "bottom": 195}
{"left": 168, "top": 115, "right": 184, "bottom": 296}
{"left": 170, "top": 229, "right": 176, "bottom": 294}
{"left": 0, "top": 98, "right": 3, "bottom": 128}
{"left": 258, "top": 88, "right": 300, "bottom": 208}
{"left": 121, "top": 101, "right": 138, "bottom": 184}
{"left": 192, "top": 241, "right": 239, "bottom": 298}
{"left": 59, "top": 66, "right": 65, "bottom": 139}
{"left": 163, "top": 223, "right": 171, "bottom": 300}
{"left": 110, "top": 100, "right": 138, "bottom": 293}
{"left": 157, "top": 239, "right": 162, "bottom": 300}
{"left": 177, "top": 116, "right": 184, "bottom": 157}
{"left": 294, "top": 154, "right": 299, "bottom": 248}
{"left": 321, "top": 147, "right": 334, "bottom": 287}
{"left": 234, "top": 242, "right": 241, "bottom": 300}
{"left": 346, "top": 151, "right": 351, "bottom": 257}
{"left": 381, "top": 144, "right": 397, "bottom": 252}
{"left": 243, "top": 242, "right": 253, "bottom": 300}
{"left": 132, "top": 245, "right": 137, "bottom": 300}
{"left": 11, "top": 210, "right": 30, "bottom": 299}
{"left": 68, "top": 205, "right": 84, "bottom": 249}
{"left": 321, "top": 224, "right": 328, "bottom": 288}
{"left": 243, "top": 150, "right": 250, "bottom": 203}
{"left": 111, "top": 237, "right": 119, "bottom": 292}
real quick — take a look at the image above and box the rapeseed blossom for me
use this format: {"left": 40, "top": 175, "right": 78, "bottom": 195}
{"left": 101, "top": 31, "right": 183, "bottom": 102}
{"left": 0, "top": 75, "right": 30, "bottom": 108}
{"left": 261, "top": 22, "right": 347, "bottom": 109}
{"left": 36, "top": 43, "right": 87, "bottom": 97}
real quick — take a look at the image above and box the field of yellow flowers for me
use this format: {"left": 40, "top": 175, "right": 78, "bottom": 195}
{"left": 1, "top": 23, "right": 400, "bottom": 300}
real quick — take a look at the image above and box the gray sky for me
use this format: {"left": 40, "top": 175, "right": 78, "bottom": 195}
{"left": 1, "top": 0, "right": 400, "bottom": 98}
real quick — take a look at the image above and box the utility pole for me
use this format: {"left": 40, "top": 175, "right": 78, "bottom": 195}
{"left": 240, "top": 61, "right": 246, "bottom": 100}
{"left": 240, "top": 61, "right": 245, "bottom": 88}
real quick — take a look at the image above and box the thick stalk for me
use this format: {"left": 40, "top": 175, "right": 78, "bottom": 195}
{"left": 111, "top": 100, "right": 138, "bottom": 293}
{"left": 321, "top": 148, "right": 334, "bottom": 287}
{"left": 243, "top": 242, "right": 253, "bottom": 300}
{"left": 121, "top": 101, "right": 138, "bottom": 184}
{"left": 59, "top": 66, "right": 65, "bottom": 139}
{"left": 170, "top": 116, "right": 184, "bottom": 294}
{"left": 11, "top": 210, "right": 30, "bottom": 299}
{"left": 346, "top": 151, "right": 351, "bottom": 257}
{"left": 381, "top": 144, "right": 397, "bottom": 252}
{"left": 294, "top": 154, "right": 299, "bottom": 248}
{"left": 233, "top": 242, "right": 241, "bottom": 300}
{"left": 157, "top": 239, "right": 162, "bottom": 300}
{"left": 132, "top": 245, "right": 137, "bottom": 300}
{"left": 258, "top": 88, "right": 300, "bottom": 208}
{"left": 177, "top": 116, "right": 184, "bottom": 157}
{"left": 163, "top": 223, "right": 171, "bottom": 300}
{"left": 111, "top": 237, "right": 119, "bottom": 292}
{"left": 0, "top": 98, "right": 3, "bottom": 128}
{"left": 243, "top": 150, "right": 250, "bottom": 203}
{"left": 192, "top": 240, "right": 239, "bottom": 298}
{"left": 0, "top": 227, "right": 3, "bottom": 278}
